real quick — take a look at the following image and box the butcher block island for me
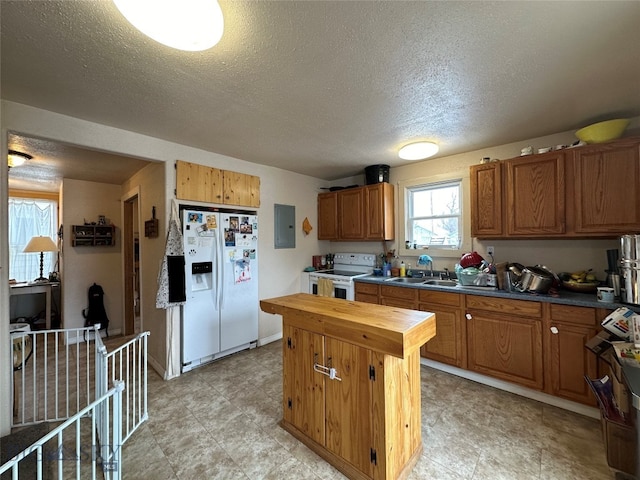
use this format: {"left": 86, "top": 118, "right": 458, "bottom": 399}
{"left": 260, "top": 293, "right": 436, "bottom": 480}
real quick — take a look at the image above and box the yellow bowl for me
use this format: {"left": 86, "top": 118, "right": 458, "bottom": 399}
{"left": 575, "top": 119, "right": 630, "bottom": 144}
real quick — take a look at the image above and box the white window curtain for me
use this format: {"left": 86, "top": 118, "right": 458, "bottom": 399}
{"left": 8, "top": 197, "right": 58, "bottom": 282}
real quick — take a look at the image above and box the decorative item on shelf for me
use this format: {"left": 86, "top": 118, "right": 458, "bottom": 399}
{"left": 98, "top": 215, "right": 106, "bottom": 225}
{"left": 23, "top": 236, "right": 58, "bottom": 283}
{"left": 575, "top": 118, "right": 629, "bottom": 144}
{"left": 145, "top": 206, "right": 159, "bottom": 238}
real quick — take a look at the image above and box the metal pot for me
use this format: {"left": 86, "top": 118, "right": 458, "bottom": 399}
{"left": 515, "top": 265, "right": 556, "bottom": 293}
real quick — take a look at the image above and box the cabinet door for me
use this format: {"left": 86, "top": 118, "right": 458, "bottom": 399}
{"left": 466, "top": 310, "right": 543, "bottom": 389}
{"left": 223, "top": 171, "right": 260, "bottom": 207}
{"left": 572, "top": 139, "right": 640, "bottom": 233}
{"left": 325, "top": 337, "right": 373, "bottom": 478}
{"left": 355, "top": 282, "right": 379, "bottom": 304}
{"left": 283, "top": 325, "right": 325, "bottom": 445}
{"left": 547, "top": 322, "right": 598, "bottom": 405}
{"left": 419, "top": 305, "right": 465, "bottom": 368}
{"left": 338, "top": 188, "right": 365, "bottom": 239}
{"left": 317, "top": 192, "right": 338, "bottom": 240}
{"left": 470, "top": 162, "right": 503, "bottom": 237}
{"left": 365, "top": 183, "right": 394, "bottom": 240}
{"left": 379, "top": 285, "right": 418, "bottom": 309}
{"left": 176, "top": 160, "right": 223, "bottom": 203}
{"left": 506, "top": 153, "right": 565, "bottom": 235}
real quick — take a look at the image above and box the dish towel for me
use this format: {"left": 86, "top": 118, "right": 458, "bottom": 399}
{"left": 318, "top": 278, "right": 334, "bottom": 297}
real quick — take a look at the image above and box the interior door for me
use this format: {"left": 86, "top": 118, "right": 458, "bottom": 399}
{"left": 122, "top": 194, "right": 139, "bottom": 335}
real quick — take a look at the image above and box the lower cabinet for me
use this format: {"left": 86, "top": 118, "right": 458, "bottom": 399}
{"left": 418, "top": 290, "right": 466, "bottom": 369}
{"left": 354, "top": 281, "right": 606, "bottom": 406}
{"left": 544, "top": 304, "right": 602, "bottom": 405}
{"left": 355, "top": 282, "right": 380, "bottom": 304}
{"left": 466, "top": 296, "right": 544, "bottom": 390}
{"left": 379, "top": 285, "right": 417, "bottom": 309}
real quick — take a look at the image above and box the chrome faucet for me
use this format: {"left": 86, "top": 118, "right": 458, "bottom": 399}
{"left": 440, "top": 268, "right": 450, "bottom": 280}
{"left": 417, "top": 254, "right": 434, "bottom": 277}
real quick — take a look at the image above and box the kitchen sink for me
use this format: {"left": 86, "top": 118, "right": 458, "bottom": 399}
{"left": 423, "top": 279, "right": 458, "bottom": 287}
{"left": 384, "top": 277, "right": 428, "bottom": 284}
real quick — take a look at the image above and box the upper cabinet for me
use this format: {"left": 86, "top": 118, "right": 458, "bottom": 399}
{"left": 317, "top": 183, "right": 394, "bottom": 241}
{"left": 470, "top": 162, "right": 503, "bottom": 237}
{"left": 505, "top": 152, "right": 565, "bottom": 236}
{"left": 176, "top": 160, "right": 260, "bottom": 208}
{"left": 471, "top": 136, "right": 640, "bottom": 238}
{"left": 570, "top": 138, "right": 640, "bottom": 234}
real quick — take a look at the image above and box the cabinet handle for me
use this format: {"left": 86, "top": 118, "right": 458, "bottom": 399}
{"left": 465, "top": 313, "right": 472, "bottom": 320}
{"left": 550, "top": 326, "right": 559, "bottom": 334}
{"left": 313, "top": 362, "right": 342, "bottom": 381}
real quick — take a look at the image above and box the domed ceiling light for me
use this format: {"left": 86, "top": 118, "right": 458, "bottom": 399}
{"left": 398, "top": 141, "right": 439, "bottom": 161}
{"left": 113, "top": 0, "right": 224, "bottom": 51}
{"left": 7, "top": 150, "right": 32, "bottom": 168}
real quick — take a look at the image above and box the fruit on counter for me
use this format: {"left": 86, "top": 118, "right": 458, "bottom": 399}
{"left": 568, "top": 269, "right": 596, "bottom": 283}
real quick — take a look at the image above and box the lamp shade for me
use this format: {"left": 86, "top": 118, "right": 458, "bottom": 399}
{"left": 23, "top": 236, "right": 58, "bottom": 253}
{"left": 8, "top": 150, "right": 32, "bottom": 168}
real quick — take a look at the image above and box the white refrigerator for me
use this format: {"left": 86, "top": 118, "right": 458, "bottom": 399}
{"left": 180, "top": 206, "right": 259, "bottom": 372}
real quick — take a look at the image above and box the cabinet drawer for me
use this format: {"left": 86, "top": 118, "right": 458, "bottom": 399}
{"left": 466, "top": 295, "right": 541, "bottom": 318}
{"left": 549, "top": 304, "right": 597, "bottom": 326}
{"left": 355, "top": 283, "right": 379, "bottom": 295}
{"left": 380, "top": 285, "right": 418, "bottom": 302}
{"left": 418, "top": 290, "right": 462, "bottom": 307}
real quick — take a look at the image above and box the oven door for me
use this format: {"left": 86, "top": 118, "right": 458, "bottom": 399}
{"left": 309, "top": 277, "right": 353, "bottom": 300}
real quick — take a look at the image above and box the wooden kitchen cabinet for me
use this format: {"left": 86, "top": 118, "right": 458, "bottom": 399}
{"left": 471, "top": 137, "right": 640, "bottom": 239}
{"left": 570, "top": 137, "right": 640, "bottom": 234}
{"left": 317, "top": 192, "right": 338, "bottom": 240}
{"left": 379, "top": 284, "right": 418, "bottom": 309}
{"left": 544, "top": 304, "right": 600, "bottom": 405}
{"left": 466, "top": 295, "right": 543, "bottom": 390}
{"left": 355, "top": 282, "right": 379, "bottom": 304}
{"left": 176, "top": 160, "right": 260, "bottom": 207}
{"left": 316, "top": 184, "right": 394, "bottom": 241}
{"left": 505, "top": 152, "right": 565, "bottom": 236}
{"left": 470, "top": 162, "right": 503, "bottom": 237}
{"left": 222, "top": 170, "right": 260, "bottom": 207}
{"left": 338, "top": 187, "right": 366, "bottom": 239}
{"left": 418, "top": 290, "right": 466, "bottom": 368}
{"left": 364, "top": 183, "right": 394, "bottom": 240}
{"left": 262, "top": 294, "right": 436, "bottom": 480}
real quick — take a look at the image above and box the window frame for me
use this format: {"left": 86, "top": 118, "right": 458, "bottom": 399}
{"left": 398, "top": 173, "right": 472, "bottom": 259}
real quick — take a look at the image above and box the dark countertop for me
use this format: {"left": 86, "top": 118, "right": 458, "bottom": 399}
{"left": 354, "top": 274, "right": 640, "bottom": 311}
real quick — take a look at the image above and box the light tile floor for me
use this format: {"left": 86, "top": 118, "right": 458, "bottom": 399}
{"left": 123, "top": 341, "right": 616, "bottom": 480}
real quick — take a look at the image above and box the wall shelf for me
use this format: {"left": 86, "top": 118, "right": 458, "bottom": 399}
{"left": 72, "top": 225, "right": 116, "bottom": 247}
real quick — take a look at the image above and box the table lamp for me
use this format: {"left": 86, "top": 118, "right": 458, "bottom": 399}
{"left": 23, "top": 236, "right": 58, "bottom": 283}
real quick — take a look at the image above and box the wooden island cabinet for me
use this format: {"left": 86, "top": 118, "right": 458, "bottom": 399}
{"left": 260, "top": 294, "right": 436, "bottom": 480}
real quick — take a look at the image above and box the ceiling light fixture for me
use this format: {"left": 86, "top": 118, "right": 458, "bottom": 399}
{"left": 398, "top": 142, "right": 439, "bottom": 161}
{"left": 7, "top": 150, "right": 33, "bottom": 168}
{"left": 113, "top": 0, "right": 224, "bottom": 52}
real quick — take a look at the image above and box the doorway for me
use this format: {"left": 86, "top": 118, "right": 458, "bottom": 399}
{"left": 123, "top": 192, "right": 141, "bottom": 336}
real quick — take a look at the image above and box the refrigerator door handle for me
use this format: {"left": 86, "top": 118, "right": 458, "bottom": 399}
{"left": 216, "top": 226, "right": 224, "bottom": 310}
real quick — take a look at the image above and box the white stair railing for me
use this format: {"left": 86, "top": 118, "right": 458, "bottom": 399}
{"left": 11, "top": 326, "right": 101, "bottom": 427}
{"left": 95, "top": 331, "right": 150, "bottom": 442}
{"left": 0, "top": 380, "right": 124, "bottom": 480}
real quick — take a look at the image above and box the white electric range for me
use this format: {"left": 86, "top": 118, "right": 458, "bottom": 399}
{"left": 308, "top": 253, "right": 376, "bottom": 300}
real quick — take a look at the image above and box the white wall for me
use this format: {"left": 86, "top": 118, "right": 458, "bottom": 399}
{"left": 121, "top": 162, "right": 167, "bottom": 374}
{"left": 62, "top": 179, "right": 123, "bottom": 333}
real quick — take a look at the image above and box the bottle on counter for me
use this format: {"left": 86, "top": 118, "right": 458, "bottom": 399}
{"left": 400, "top": 261, "right": 406, "bottom": 277}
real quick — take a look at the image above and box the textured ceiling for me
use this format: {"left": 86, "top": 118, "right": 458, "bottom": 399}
{"left": 2, "top": 0, "right": 640, "bottom": 191}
